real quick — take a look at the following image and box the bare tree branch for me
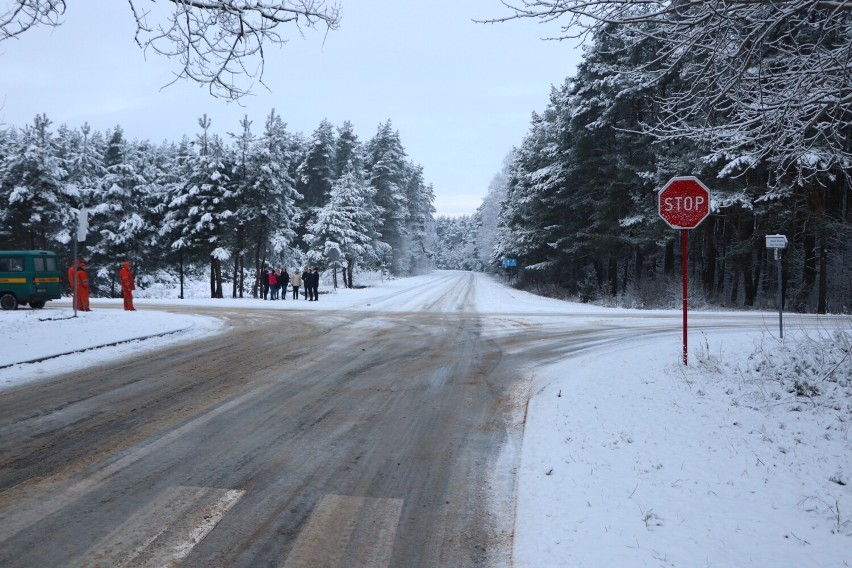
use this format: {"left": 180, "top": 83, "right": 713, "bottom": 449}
{"left": 488, "top": 0, "right": 852, "bottom": 187}
{"left": 1, "top": 1, "right": 341, "bottom": 101}
{"left": 129, "top": 0, "right": 341, "bottom": 101}
{"left": 0, "top": 0, "right": 65, "bottom": 41}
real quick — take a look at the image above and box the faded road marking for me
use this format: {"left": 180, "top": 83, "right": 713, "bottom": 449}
{"left": 0, "top": 385, "right": 269, "bottom": 544}
{"left": 79, "top": 485, "right": 244, "bottom": 567}
{"left": 283, "top": 494, "right": 404, "bottom": 568}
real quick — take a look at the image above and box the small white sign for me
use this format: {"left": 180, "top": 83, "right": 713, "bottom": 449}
{"left": 765, "top": 234, "right": 788, "bottom": 249}
{"left": 77, "top": 208, "right": 89, "bottom": 242}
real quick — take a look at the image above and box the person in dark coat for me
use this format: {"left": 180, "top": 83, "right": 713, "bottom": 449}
{"left": 261, "top": 266, "right": 270, "bottom": 300}
{"left": 301, "top": 268, "right": 310, "bottom": 300}
{"left": 309, "top": 268, "right": 320, "bottom": 301}
{"left": 277, "top": 268, "right": 289, "bottom": 300}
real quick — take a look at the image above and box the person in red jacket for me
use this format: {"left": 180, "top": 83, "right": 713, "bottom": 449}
{"left": 68, "top": 260, "right": 91, "bottom": 311}
{"left": 119, "top": 261, "right": 136, "bottom": 311}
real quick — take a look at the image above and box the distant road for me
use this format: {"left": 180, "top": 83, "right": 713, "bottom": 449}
{"left": 0, "top": 272, "right": 816, "bottom": 567}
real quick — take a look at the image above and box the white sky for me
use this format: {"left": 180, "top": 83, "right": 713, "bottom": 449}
{"left": 2, "top": 271, "right": 849, "bottom": 565}
{"left": 0, "top": 1, "right": 582, "bottom": 217}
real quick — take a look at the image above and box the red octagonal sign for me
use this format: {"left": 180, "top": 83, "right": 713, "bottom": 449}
{"left": 658, "top": 176, "right": 711, "bottom": 229}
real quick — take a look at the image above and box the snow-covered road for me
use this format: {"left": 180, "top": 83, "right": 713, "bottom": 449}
{"left": 1, "top": 270, "right": 849, "bottom": 567}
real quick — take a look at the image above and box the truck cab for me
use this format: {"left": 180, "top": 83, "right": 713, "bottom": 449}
{"left": 0, "top": 250, "right": 63, "bottom": 310}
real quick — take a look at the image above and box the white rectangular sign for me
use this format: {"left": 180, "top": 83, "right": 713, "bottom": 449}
{"left": 765, "top": 234, "right": 788, "bottom": 249}
{"left": 77, "top": 208, "right": 89, "bottom": 242}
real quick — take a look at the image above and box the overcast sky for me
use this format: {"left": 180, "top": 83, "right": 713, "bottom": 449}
{"left": 0, "top": 1, "right": 582, "bottom": 217}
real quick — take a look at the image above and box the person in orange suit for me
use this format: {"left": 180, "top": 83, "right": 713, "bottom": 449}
{"left": 119, "top": 261, "right": 136, "bottom": 311}
{"left": 68, "top": 260, "right": 90, "bottom": 311}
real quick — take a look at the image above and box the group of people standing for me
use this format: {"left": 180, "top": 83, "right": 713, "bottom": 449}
{"left": 67, "top": 260, "right": 136, "bottom": 311}
{"left": 263, "top": 267, "right": 320, "bottom": 301}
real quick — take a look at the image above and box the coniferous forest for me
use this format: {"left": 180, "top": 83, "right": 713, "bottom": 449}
{"left": 437, "top": 2, "right": 851, "bottom": 315}
{"left": 0, "top": 113, "right": 436, "bottom": 297}
{"left": 2, "top": 2, "right": 850, "bottom": 314}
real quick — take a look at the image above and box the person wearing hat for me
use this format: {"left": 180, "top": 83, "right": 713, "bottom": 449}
{"left": 119, "top": 261, "right": 136, "bottom": 311}
{"left": 68, "top": 259, "right": 91, "bottom": 311}
{"left": 290, "top": 268, "right": 302, "bottom": 299}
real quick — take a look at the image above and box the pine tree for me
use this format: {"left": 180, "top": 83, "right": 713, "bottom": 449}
{"left": 305, "top": 161, "right": 380, "bottom": 288}
{"left": 402, "top": 163, "right": 436, "bottom": 275}
{"left": 161, "top": 115, "right": 234, "bottom": 298}
{"left": 87, "top": 131, "right": 151, "bottom": 293}
{"left": 0, "top": 114, "right": 71, "bottom": 250}
{"left": 365, "top": 120, "right": 409, "bottom": 274}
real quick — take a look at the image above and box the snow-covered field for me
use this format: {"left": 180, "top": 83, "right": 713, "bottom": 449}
{"left": 1, "top": 271, "right": 849, "bottom": 567}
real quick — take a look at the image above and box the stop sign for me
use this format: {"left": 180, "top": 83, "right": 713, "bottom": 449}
{"left": 658, "top": 176, "right": 711, "bottom": 229}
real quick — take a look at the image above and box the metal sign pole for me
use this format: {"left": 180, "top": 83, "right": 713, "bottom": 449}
{"left": 776, "top": 249, "right": 783, "bottom": 339}
{"left": 72, "top": 238, "right": 78, "bottom": 317}
{"left": 765, "top": 234, "right": 788, "bottom": 339}
{"left": 682, "top": 229, "right": 689, "bottom": 365}
{"left": 657, "top": 176, "right": 711, "bottom": 367}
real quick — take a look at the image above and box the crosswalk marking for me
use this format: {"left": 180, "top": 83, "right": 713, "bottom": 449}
{"left": 79, "top": 486, "right": 244, "bottom": 567}
{"left": 283, "top": 494, "right": 404, "bottom": 568}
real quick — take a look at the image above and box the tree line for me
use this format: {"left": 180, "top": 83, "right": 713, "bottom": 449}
{"left": 437, "top": 1, "right": 851, "bottom": 314}
{"left": 0, "top": 112, "right": 436, "bottom": 297}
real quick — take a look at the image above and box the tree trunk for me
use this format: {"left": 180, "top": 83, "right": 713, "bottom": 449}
{"left": 664, "top": 239, "right": 675, "bottom": 275}
{"left": 743, "top": 254, "right": 756, "bottom": 307}
{"left": 817, "top": 231, "right": 827, "bottom": 314}
{"left": 211, "top": 255, "right": 223, "bottom": 299}
{"left": 730, "top": 266, "right": 739, "bottom": 305}
{"left": 239, "top": 255, "right": 245, "bottom": 298}
{"left": 347, "top": 259, "right": 355, "bottom": 289}
{"left": 608, "top": 256, "right": 618, "bottom": 297}
{"left": 634, "top": 247, "right": 643, "bottom": 286}
{"left": 702, "top": 217, "right": 717, "bottom": 296}
{"left": 252, "top": 238, "right": 263, "bottom": 298}
{"left": 179, "top": 250, "right": 185, "bottom": 300}
{"left": 795, "top": 231, "right": 817, "bottom": 312}
{"left": 715, "top": 219, "right": 728, "bottom": 296}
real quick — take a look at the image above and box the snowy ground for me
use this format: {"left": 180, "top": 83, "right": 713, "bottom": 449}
{"left": 1, "top": 271, "right": 849, "bottom": 567}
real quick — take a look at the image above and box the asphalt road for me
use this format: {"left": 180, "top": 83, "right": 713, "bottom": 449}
{"left": 0, "top": 272, "right": 796, "bottom": 567}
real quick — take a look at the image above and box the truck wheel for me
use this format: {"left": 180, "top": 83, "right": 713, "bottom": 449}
{"left": 29, "top": 300, "right": 46, "bottom": 309}
{"left": 0, "top": 293, "right": 18, "bottom": 310}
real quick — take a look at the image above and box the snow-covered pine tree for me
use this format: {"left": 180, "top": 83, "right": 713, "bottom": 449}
{"left": 401, "top": 163, "right": 436, "bottom": 275}
{"left": 56, "top": 123, "right": 106, "bottom": 279}
{"left": 228, "top": 115, "right": 257, "bottom": 298}
{"left": 161, "top": 115, "right": 234, "bottom": 298}
{"left": 365, "top": 120, "right": 409, "bottom": 275}
{"left": 84, "top": 127, "right": 153, "bottom": 294}
{"left": 475, "top": 153, "right": 513, "bottom": 271}
{"left": 247, "top": 109, "right": 302, "bottom": 294}
{"left": 305, "top": 161, "right": 380, "bottom": 288}
{"left": 334, "top": 121, "right": 364, "bottom": 179}
{"left": 0, "top": 114, "right": 71, "bottom": 251}
{"left": 295, "top": 119, "right": 336, "bottom": 245}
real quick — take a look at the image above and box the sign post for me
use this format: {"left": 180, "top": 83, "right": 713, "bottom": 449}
{"left": 72, "top": 208, "right": 89, "bottom": 317}
{"left": 766, "top": 234, "right": 788, "bottom": 338}
{"left": 658, "top": 177, "right": 711, "bottom": 365}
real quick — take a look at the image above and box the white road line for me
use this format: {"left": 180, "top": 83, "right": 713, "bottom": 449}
{"left": 283, "top": 494, "right": 404, "bottom": 568}
{"left": 79, "top": 485, "right": 244, "bottom": 567}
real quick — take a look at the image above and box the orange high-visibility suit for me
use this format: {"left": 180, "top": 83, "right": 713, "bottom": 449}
{"left": 119, "top": 261, "right": 136, "bottom": 311}
{"left": 68, "top": 261, "right": 90, "bottom": 311}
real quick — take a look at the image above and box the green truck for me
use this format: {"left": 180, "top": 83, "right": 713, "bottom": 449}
{"left": 0, "top": 250, "right": 63, "bottom": 310}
